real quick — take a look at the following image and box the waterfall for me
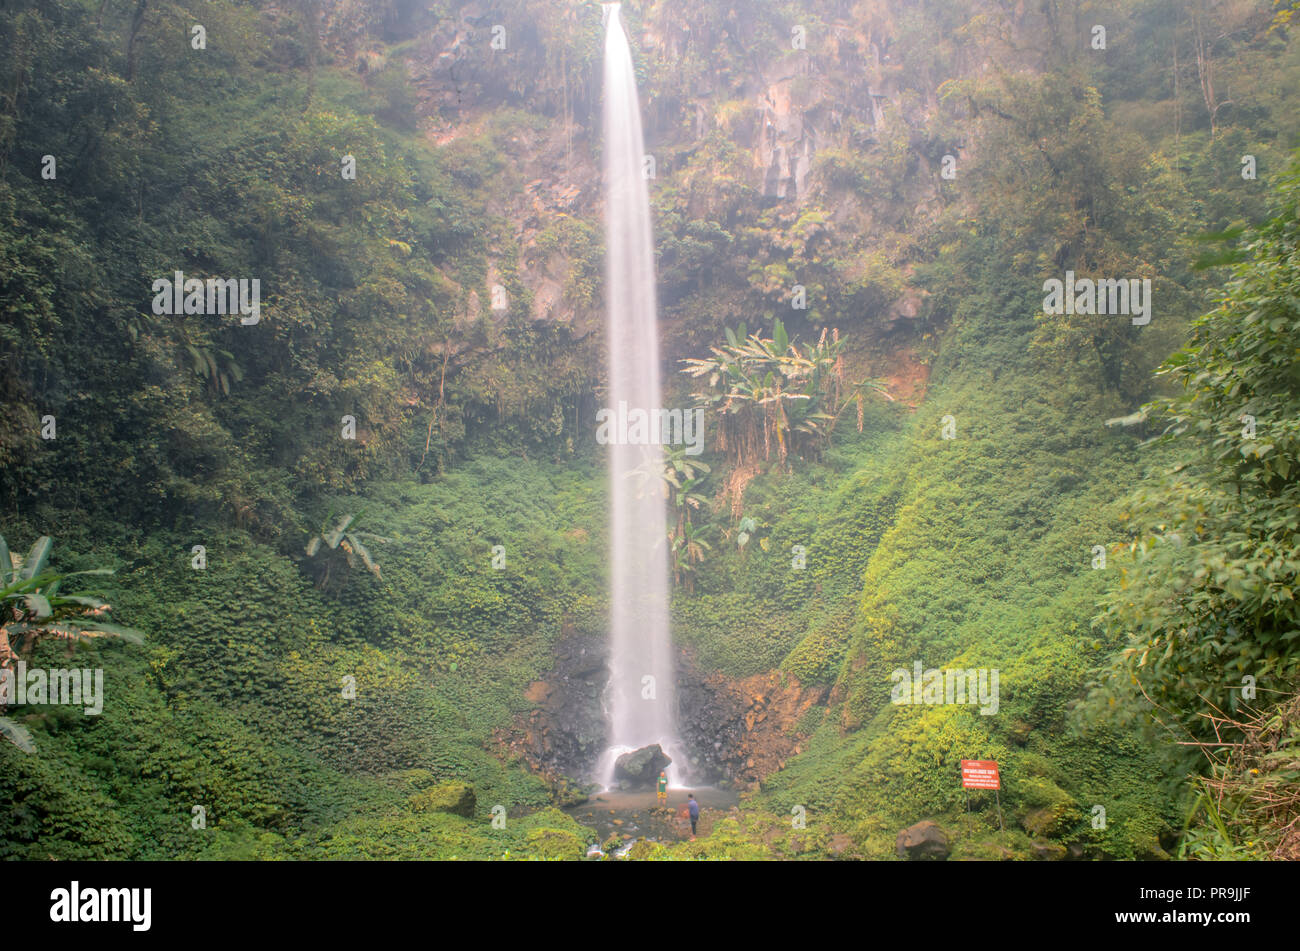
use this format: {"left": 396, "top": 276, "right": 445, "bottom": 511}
{"left": 597, "top": 3, "right": 682, "bottom": 786}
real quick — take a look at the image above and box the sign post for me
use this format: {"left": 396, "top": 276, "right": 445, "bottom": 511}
{"left": 960, "top": 759, "right": 1003, "bottom": 832}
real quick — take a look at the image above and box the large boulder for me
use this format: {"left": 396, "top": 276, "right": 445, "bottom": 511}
{"left": 614, "top": 744, "right": 672, "bottom": 789}
{"left": 896, "top": 820, "right": 950, "bottom": 861}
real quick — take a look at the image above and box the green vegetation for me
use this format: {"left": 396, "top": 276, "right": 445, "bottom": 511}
{"left": 0, "top": 534, "right": 142, "bottom": 752}
{"left": 0, "top": 456, "right": 605, "bottom": 859}
{"left": 1094, "top": 169, "right": 1300, "bottom": 859}
{"left": 1098, "top": 171, "right": 1300, "bottom": 735}
{"left": 304, "top": 512, "right": 390, "bottom": 591}
{"left": 1, "top": 0, "right": 1296, "bottom": 862}
{"left": 681, "top": 319, "right": 888, "bottom": 469}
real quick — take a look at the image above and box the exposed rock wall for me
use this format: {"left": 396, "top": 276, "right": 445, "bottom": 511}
{"left": 316, "top": 1, "right": 1047, "bottom": 346}
{"left": 495, "top": 634, "right": 825, "bottom": 792}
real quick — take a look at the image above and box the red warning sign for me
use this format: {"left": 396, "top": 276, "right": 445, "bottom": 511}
{"left": 961, "top": 760, "right": 1000, "bottom": 790}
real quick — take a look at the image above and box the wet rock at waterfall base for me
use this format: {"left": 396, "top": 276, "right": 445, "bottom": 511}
{"left": 613, "top": 744, "right": 671, "bottom": 789}
{"left": 499, "top": 635, "right": 826, "bottom": 793}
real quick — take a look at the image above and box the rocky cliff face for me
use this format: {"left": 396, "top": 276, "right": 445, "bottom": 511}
{"left": 316, "top": 0, "right": 1037, "bottom": 359}
{"left": 318, "top": 0, "right": 1066, "bottom": 785}
{"left": 495, "top": 632, "right": 826, "bottom": 794}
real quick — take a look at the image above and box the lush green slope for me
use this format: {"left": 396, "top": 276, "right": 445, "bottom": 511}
{"left": 0, "top": 456, "right": 607, "bottom": 859}
{"left": 2, "top": 0, "right": 1297, "bottom": 861}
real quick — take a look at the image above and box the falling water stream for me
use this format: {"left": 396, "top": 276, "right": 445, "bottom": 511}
{"left": 596, "top": 3, "right": 683, "bottom": 787}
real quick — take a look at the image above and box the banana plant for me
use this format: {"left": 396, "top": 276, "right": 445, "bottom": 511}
{"left": 305, "top": 512, "right": 390, "bottom": 591}
{"left": 682, "top": 320, "right": 888, "bottom": 468}
{"left": 664, "top": 445, "right": 712, "bottom": 486}
{"left": 669, "top": 474, "right": 709, "bottom": 539}
{"left": 625, "top": 447, "right": 710, "bottom": 502}
{"left": 185, "top": 344, "right": 244, "bottom": 397}
{"left": 668, "top": 519, "right": 711, "bottom": 591}
{"left": 663, "top": 449, "right": 710, "bottom": 526}
{"left": 0, "top": 534, "right": 143, "bottom": 752}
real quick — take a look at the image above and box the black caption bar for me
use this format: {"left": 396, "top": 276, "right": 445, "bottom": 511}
{"left": 9, "top": 859, "right": 1276, "bottom": 938}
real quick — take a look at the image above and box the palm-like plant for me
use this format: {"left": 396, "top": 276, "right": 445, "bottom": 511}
{"left": 628, "top": 447, "right": 713, "bottom": 587}
{"left": 668, "top": 519, "right": 711, "bottom": 591}
{"left": 662, "top": 448, "right": 711, "bottom": 533}
{"left": 305, "top": 512, "right": 390, "bottom": 591}
{"left": 626, "top": 447, "right": 711, "bottom": 510}
{"left": 681, "top": 319, "right": 890, "bottom": 468}
{"left": 0, "top": 534, "right": 143, "bottom": 752}
{"left": 184, "top": 344, "right": 244, "bottom": 397}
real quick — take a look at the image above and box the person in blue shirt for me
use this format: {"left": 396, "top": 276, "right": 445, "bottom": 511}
{"left": 687, "top": 794, "right": 700, "bottom": 836}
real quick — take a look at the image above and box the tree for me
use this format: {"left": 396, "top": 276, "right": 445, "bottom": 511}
{"left": 668, "top": 518, "right": 711, "bottom": 592}
{"left": 680, "top": 319, "right": 888, "bottom": 469}
{"left": 304, "top": 512, "right": 390, "bottom": 592}
{"left": 627, "top": 446, "right": 712, "bottom": 589}
{"left": 1097, "top": 162, "right": 1300, "bottom": 747}
{"left": 0, "top": 534, "right": 143, "bottom": 751}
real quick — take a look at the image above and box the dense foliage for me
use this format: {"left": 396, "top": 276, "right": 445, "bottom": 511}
{"left": 1099, "top": 170, "right": 1300, "bottom": 736}
{"left": 681, "top": 319, "right": 885, "bottom": 469}
{"left": 1, "top": 0, "right": 1296, "bottom": 861}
